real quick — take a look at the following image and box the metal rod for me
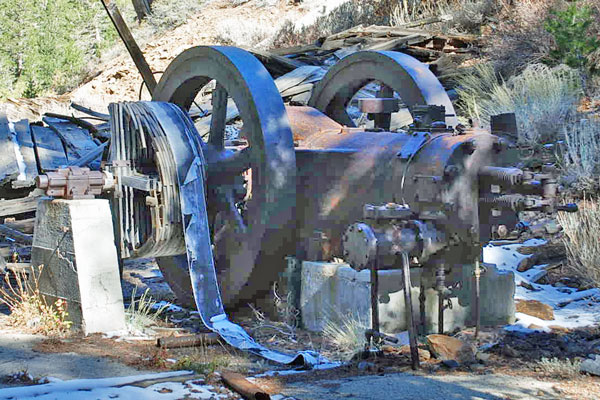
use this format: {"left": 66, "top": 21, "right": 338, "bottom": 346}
{"left": 221, "top": 371, "right": 271, "bottom": 400}
{"left": 419, "top": 282, "right": 426, "bottom": 335}
{"left": 436, "top": 263, "right": 445, "bottom": 334}
{"left": 370, "top": 254, "right": 380, "bottom": 335}
{"left": 156, "top": 333, "right": 220, "bottom": 349}
{"left": 401, "top": 252, "right": 419, "bottom": 370}
{"left": 474, "top": 258, "right": 481, "bottom": 338}
{"left": 100, "top": 0, "right": 157, "bottom": 95}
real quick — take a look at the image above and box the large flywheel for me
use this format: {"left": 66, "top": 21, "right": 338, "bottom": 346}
{"left": 116, "top": 46, "right": 297, "bottom": 308}
{"left": 308, "top": 50, "right": 459, "bottom": 129}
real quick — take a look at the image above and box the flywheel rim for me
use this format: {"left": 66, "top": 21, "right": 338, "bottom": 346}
{"left": 308, "top": 50, "right": 458, "bottom": 128}
{"left": 152, "top": 46, "right": 297, "bottom": 308}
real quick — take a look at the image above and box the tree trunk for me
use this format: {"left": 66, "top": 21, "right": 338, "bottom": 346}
{"left": 132, "top": 0, "right": 152, "bottom": 21}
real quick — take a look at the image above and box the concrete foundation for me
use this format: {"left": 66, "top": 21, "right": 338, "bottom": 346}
{"left": 300, "top": 261, "right": 515, "bottom": 334}
{"left": 31, "top": 199, "right": 126, "bottom": 335}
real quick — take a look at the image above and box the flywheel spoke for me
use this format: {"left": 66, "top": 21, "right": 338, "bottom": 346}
{"left": 209, "top": 83, "right": 228, "bottom": 151}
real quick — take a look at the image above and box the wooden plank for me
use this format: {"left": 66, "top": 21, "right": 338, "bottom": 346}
{"left": 0, "top": 113, "right": 20, "bottom": 184}
{"left": 31, "top": 125, "right": 68, "bottom": 172}
{"left": 0, "top": 196, "right": 39, "bottom": 217}
{"left": 249, "top": 48, "right": 305, "bottom": 77}
{"left": 100, "top": 0, "right": 157, "bottom": 94}
{"left": 70, "top": 102, "right": 110, "bottom": 121}
{"left": 13, "top": 119, "right": 38, "bottom": 185}
{"left": 2, "top": 218, "right": 35, "bottom": 234}
{"left": 0, "top": 224, "right": 32, "bottom": 244}
{"left": 43, "top": 117, "right": 101, "bottom": 169}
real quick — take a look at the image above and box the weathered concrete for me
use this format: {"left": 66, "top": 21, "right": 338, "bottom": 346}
{"left": 31, "top": 199, "right": 126, "bottom": 334}
{"left": 300, "top": 261, "right": 515, "bottom": 334}
{"left": 280, "top": 372, "right": 563, "bottom": 400}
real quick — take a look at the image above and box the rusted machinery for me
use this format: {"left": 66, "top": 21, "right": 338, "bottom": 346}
{"left": 38, "top": 47, "right": 573, "bottom": 355}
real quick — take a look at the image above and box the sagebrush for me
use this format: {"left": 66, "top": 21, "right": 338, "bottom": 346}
{"left": 557, "top": 198, "right": 600, "bottom": 288}
{"left": 537, "top": 357, "right": 581, "bottom": 378}
{"left": 561, "top": 117, "right": 600, "bottom": 190}
{"left": 456, "top": 62, "right": 581, "bottom": 145}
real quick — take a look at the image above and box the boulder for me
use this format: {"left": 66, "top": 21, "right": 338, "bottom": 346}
{"left": 516, "top": 300, "right": 554, "bottom": 320}
{"left": 426, "top": 334, "right": 476, "bottom": 364}
{"left": 581, "top": 355, "right": 600, "bottom": 376}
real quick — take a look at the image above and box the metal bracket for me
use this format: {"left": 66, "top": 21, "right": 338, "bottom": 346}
{"left": 397, "top": 131, "right": 430, "bottom": 160}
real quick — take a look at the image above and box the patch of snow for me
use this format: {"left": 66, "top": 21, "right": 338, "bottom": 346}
{"left": 483, "top": 239, "right": 600, "bottom": 332}
{"left": 152, "top": 301, "right": 186, "bottom": 313}
{"left": 0, "top": 371, "right": 212, "bottom": 400}
{"left": 253, "top": 361, "right": 342, "bottom": 378}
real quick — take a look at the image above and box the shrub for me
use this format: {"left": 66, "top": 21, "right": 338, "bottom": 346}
{"left": 557, "top": 198, "right": 600, "bottom": 288}
{"left": 0, "top": 266, "right": 72, "bottom": 336}
{"left": 537, "top": 357, "right": 582, "bottom": 378}
{"left": 322, "top": 312, "right": 368, "bottom": 360}
{"left": 455, "top": 62, "right": 581, "bottom": 145}
{"left": 544, "top": 2, "right": 600, "bottom": 71}
{"left": 561, "top": 117, "right": 600, "bottom": 190}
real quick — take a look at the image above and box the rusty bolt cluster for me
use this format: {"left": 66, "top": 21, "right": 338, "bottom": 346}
{"left": 36, "top": 166, "right": 114, "bottom": 200}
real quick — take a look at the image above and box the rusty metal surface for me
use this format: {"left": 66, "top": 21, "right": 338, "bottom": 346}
{"left": 285, "top": 105, "right": 342, "bottom": 141}
{"left": 36, "top": 166, "right": 111, "bottom": 199}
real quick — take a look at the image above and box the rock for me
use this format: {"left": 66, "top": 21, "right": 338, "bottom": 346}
{"left": 528, "top": 323, "right": 544, "bottom": 331}
{"left": 517, "top": 256, "right": 536, "bottom": 272}
{"left": 399, "top": 345, "right": 431, "bottom": 361}
{"left": 426, "top": 334, "right": 476, "bottom": 364}
{"left": 549, "top": 325, "right": 570, "bottom": 334}
{"left": 476, "top": 352, "right": 491, "bottom": 363}
{"left": 580, "top": 355, "right": 600, "bottom": 376}
{"left": 501, "top": 344, "right": 520, "bottom": 358}
{"left": 357, "top": 361, "right": 375, "bottom": 371}
{"left": 469, "top": 363, "right": 486, "bottom": 372}
{"left": 545, "top": 220, "right": 562, "bottom": 235}
{"left": 516, "top": 299, "right": 555, "bottom": 320}
{"left": 442, "top": 359, "right": 459, "bottom": 369}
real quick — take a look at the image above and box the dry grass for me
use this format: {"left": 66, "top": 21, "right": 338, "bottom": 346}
{"left": 390, "top": 0, "right": 501, "bottom": 33}
{"left": 455, "top": 62, "right": 581, "bottom": 145}
{"left": 562, "top": 117, "right": 600, "bottom": 190}
{"left": 557, "top": 198, "right": 600, "bottom": 288}
{"left": 0, "top": 266, "right": 72, "bottom": 336}
{"left": 322, "top": 312, "right": 368, "bottom": 360}
{"left": 125, "top": 287, "right": 168, "bottom": 336}
{"left": 537, "top": 357, "right": 582, "bottom": 379}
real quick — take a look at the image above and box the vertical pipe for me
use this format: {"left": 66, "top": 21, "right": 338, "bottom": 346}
{"left": 419, "top": 282, "right": 426, "bottom": 335}
{"left": 436, "top": 263, "right": 445, "bottom": 334}
{"left": 370, "top": 255, "right": 380, "bottom": 334}
{"left": 401, "top": 252, "right": 419, "bottom": 370}
{"left": 474, "top": 258, "right": 481, "bottom": 338}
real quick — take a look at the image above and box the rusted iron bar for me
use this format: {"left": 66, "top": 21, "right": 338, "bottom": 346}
{"left": 221, "top": 371, "right": 271, "bottom": 400}
{"left": 370, "top": 253, "right": 380, "bottom": 336}
{"left": 401, "top": 252, "right": 420, "bottom": 370}
{"left": 474, "top": 259, "right": 481, "bottom": 338}
{"left": 436, "top": 263, "right": 445, "bottom": 334}
{"left": 100, "top": 0, "right": 157, "bottom": 95}
{"left": 156, "top": 333, "right": 220, "bottom": 349}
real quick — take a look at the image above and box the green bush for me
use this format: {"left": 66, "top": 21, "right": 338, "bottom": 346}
{"left": 544, "top": 2, "right": 600, "bottom": 70}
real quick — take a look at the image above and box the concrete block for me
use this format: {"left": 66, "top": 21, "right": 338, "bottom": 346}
{"left": 300, "top": 261, "right": 515, "bottom": 334}
{"left": 31, "top": 199, "right": 126, "bottom": 334}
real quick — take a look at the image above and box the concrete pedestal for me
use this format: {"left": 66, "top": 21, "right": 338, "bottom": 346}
{"left": 31, "top": 199, "right": 126, "bottom": 334}
{"left": 300, "top": 261, "right": 515, "bottom": 334}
